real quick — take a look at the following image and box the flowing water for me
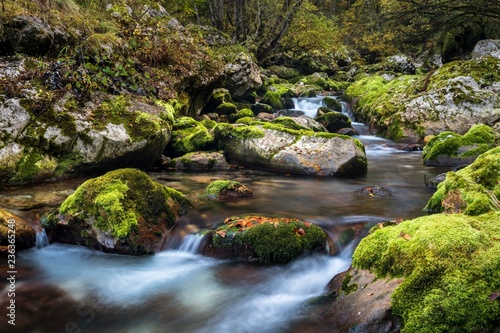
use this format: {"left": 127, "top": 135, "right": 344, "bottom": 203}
{"left": 1, "top": 98, "right": 451, "bottom": 333}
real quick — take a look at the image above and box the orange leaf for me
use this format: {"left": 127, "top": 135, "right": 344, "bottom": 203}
{"left": 216, "top": 230, "right": 226, "bottom": 238}
{"left": 378, "top": 223, "right": 384, "bottom": 229}
{"left": 304, "top": 222, "right": 311, "bottom": 228}
{"left": 399, "top": 232, "right": 411, "bottom": 240}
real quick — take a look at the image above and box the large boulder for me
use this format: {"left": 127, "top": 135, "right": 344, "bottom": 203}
{"left": 44, "top": 168, "right": 191, "bottom": 255}
{"left": 0, "top": 208, "right": 36, "bottom": 255}
{"left": 345, "top": 50, "right": 500, "bottom": 140}
{"left": 422, "top": 124, "right": 499, "bottom": 166}
{"left": 165, "top": 117, "right": 214, "bottom": 157}
{"left": 345, "top": 212, "right": 500, "bottom": 333}
{"left": 201, "top": 215, "right": 327, "bottom": 263}
{"left": 222, "top": 52, "right": 262, "bottom": 99}
{"left": 0, "top": 93, "right": 172, "bottom": 184}
{"left": 424, "top": 146, "right": 500, "bottom": 215}
{"left": 214, "top": 123, "right": 367, "bottom": 177}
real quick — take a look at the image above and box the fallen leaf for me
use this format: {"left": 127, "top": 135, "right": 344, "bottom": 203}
{"left": 216, "top": 230, "right": 226, "bottom": 238}
{"left": 399, "top": 232, "right": 411, "bottom": 240}
{"left": 378, "top": 223, "right": 384, "bottom": 229}
{"left": 304, "top": 222, "right": 311, "bottom": 228}
{"left": 489, "top": 292, "right": 500, "bottom": 301}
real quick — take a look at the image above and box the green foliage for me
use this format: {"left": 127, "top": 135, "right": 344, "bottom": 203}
{"left": 352, "top": 212, "right": 500, "bottom": 333}
{"left": 204, "top": 180, "right": 241, "bottom": 200}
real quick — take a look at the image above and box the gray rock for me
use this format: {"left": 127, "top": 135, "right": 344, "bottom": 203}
{"left": 470, "top": 39, "right": 500, "bottom": 60}
{"left": 216, "top": 125, "right": 367, "bottom": 177}
{"left": 385, "top": 54, "right": 415, "bottom": 74}
{"left": 165, "top": 151, "right": 230, "bottom": 171}
{"left": 7, "top": 16, "right": 54, "bottom": 55}
{"left": 324, "top": 268, "right": 401, "bottom": 333}
{"left": 223, "top": 52, "right": 262, "bottom": 98}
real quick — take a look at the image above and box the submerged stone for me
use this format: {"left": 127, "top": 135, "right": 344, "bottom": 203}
{"left": 44, "top": 168, "right": 191, "bottom": 255}
{"left": 0, "top": 208, "right": 36, "bottom": 255}
{"left": 202, "top": 215, "right": 327, "bottom": 263}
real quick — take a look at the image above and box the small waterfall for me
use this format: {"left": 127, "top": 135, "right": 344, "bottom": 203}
{"left": 291, "top": 97, "right": 324, "bottom": 118}
{"left": 35, "top": 229, "right": 49, "bottom": 249}
{"left": 178, "top": 234, "right": 204, "bottom": 254}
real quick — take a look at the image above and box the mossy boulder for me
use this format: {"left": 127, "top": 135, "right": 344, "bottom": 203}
{"left": 323, "top": 96, "right": 343, "bottom": 112}
{"left": 214, "top": 123, "right": 367, "bottom": 177}
{"left": 424, "top": 147, "right": 500, "bottom": 215}
{"left": 345, "top": 55, "right": 500, "bottom": 140}
{"left": 230, "top": 108, "right": 255, "bottom": 122}
{"left": 350, "top": 212, "right": 500, "bottom": 333}
{"left": 251, "top": 102, "right": 274, "bottom": 114}
{"left": 422, "top": 124, "right": 498, "bottom": 166}
{"left": 315, "top": 110, "right": 352, "bottom": 133}
{"left": 166, "top": 116, "right": 214, "bottom": 157}
{"left": 0, "top": 93, "right": 172, "bottom": 184}
{"left": 203, "top": 88, "right": 233, "bottom": 113}
{"left": 202, "top": 215, "right": 327, "bottom": 263}
{"left": 44, "top": 168, "right": 191, "bottom": 255}
{"left": 0, "top": 208, "right": 36, "bottom": 255}
{"left": 203, "top": 180, "right": 253, "bottom": 202}
{"left": 164, "top": 151, "right": 230, "bottom": 171}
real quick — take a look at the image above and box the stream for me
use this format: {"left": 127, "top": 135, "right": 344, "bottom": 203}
{"left": 1, "top": 97, "right": 450, "bottom": 333}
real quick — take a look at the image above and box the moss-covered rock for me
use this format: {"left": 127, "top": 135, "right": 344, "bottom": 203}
{"left": 315, "top": 111, "right": 352, "bottom": 133}
{"left": 0, "top": 208, "right": 36, "bottom": 255}
{"left": 424, "top": 147, "right": 500, "bottom": 215}
{"left": 230, "top": 108, "right": 255, "bottom": 122}
{"left": 345, "top": 56, "right": 500, "bottom": 140}
{"left": 215, "top": 102, "right": 238, "bottom": 115}
{"left": 203, "top": 180, "right": 253, "bottom": 202}
{"left": 422, "top": 124, "right": 498, "bottom": 166}
{"left": 44, "top": 168, "right": 191, "bottom": 255}
{"left": 251, "top": 102, "right": 274, "bottom": 114}
{"left": 323, "top": 96, "right": 343, "bottom": 112}
{"left": 166, "top": 116, "right": 214, "bottom": 157}
{"left": 164, "top": 151, "right": 230, "bottom": 171}
{"left": 202, "top": 215, "right": 327, "bottom": 263}
{"left": 215, "top": 123, "right": 367, "bottom": 177}
{"left": 351, "top": 212, "right": 500, "bottom": 333}
{"left": 260, "top": 91, "right": 284, "bottom": 110}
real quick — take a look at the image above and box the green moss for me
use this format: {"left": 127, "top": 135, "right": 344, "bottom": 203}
{"left": 425, "top": 147, "right": 500, "bottom": 215}
{"left": 214, "top": 123, "right": 265, "bottom": 143}
{"left": 204, "top": 180, "right": 241, "bottom": 200}
{"left": 423, "top": 125, "right": 497, "bottom": 163}
{"left": 12, "top": 150, "right": 58, "bottom": 182}
{"left": 211, "top": 215, "right": 327, "bottom": 263}
{"left": 260, "top": 91, "right": 284, "bottom": 110}
{"left": 169, "top": 117, "right": 214, "bottom": 156}
{"left": 235, "top": 116, "right": 254, "bottom": 125}
{"left": 341, "top": 271, "right": 358, "bottom": 295}
{"left": 60, "top": 168, "right": 191, "bottom": 240}
{"left": 323, "top": 96, "right": 342, "bottom": 112}
{"left": 215, "top": 102, "right": 238, "bottom": 115}
{"left": 352, "top": 212, "right": 500, "bottom": 333}
{"left": 272, "top": 117, "right": 310, "bottom": 131}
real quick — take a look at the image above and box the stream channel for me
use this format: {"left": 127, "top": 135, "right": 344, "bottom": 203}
{"left": 1, "top": 97, "right": 451, "bottom": 333}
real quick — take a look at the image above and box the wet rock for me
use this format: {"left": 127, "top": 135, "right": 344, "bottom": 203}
{"left": 323, "top": 268, "right": 401, "bottom": 333}
{"left": 44, "top": 168, "right": 191, "bottom": 255}
{"left": 214, "top": 124, "right": 367, "bottom": 177}
{"left": 204, "top": 180, "right": 253, "bottom": 202}
{"left": 394, "top": 143, "right": 422, "bottom": 152}
{"left": 202, "top": 215, "right": 326, "bottom": 263}
{"left": 164, "top": 151, "right": 230, "bottom": 171}
{"left": 358, "top": 186, "right": 392, "bottom": 197}
{"left": 426, "top": 172, "right": 446, "bottom": 189}
{"left": 0, "top": 208, "right": 36, "bottom": 255}
{"left": 336, "top": 127, "right": 359, "bottom": 136}
{"left": 3, "top": 16, "right": 54, "bottom": 55}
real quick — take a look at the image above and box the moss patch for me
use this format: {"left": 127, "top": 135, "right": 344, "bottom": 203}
{"left": 352, "top": 212, "right": 500, "bottom": 333}
{"left": 425, "top": 147, "right": 500, "bottom": 215}
{"left": 167, "top": 116, "right": 214, "bottom": 157}
{"left": 422, "top": 124, "right": 498, "bottom": 164}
